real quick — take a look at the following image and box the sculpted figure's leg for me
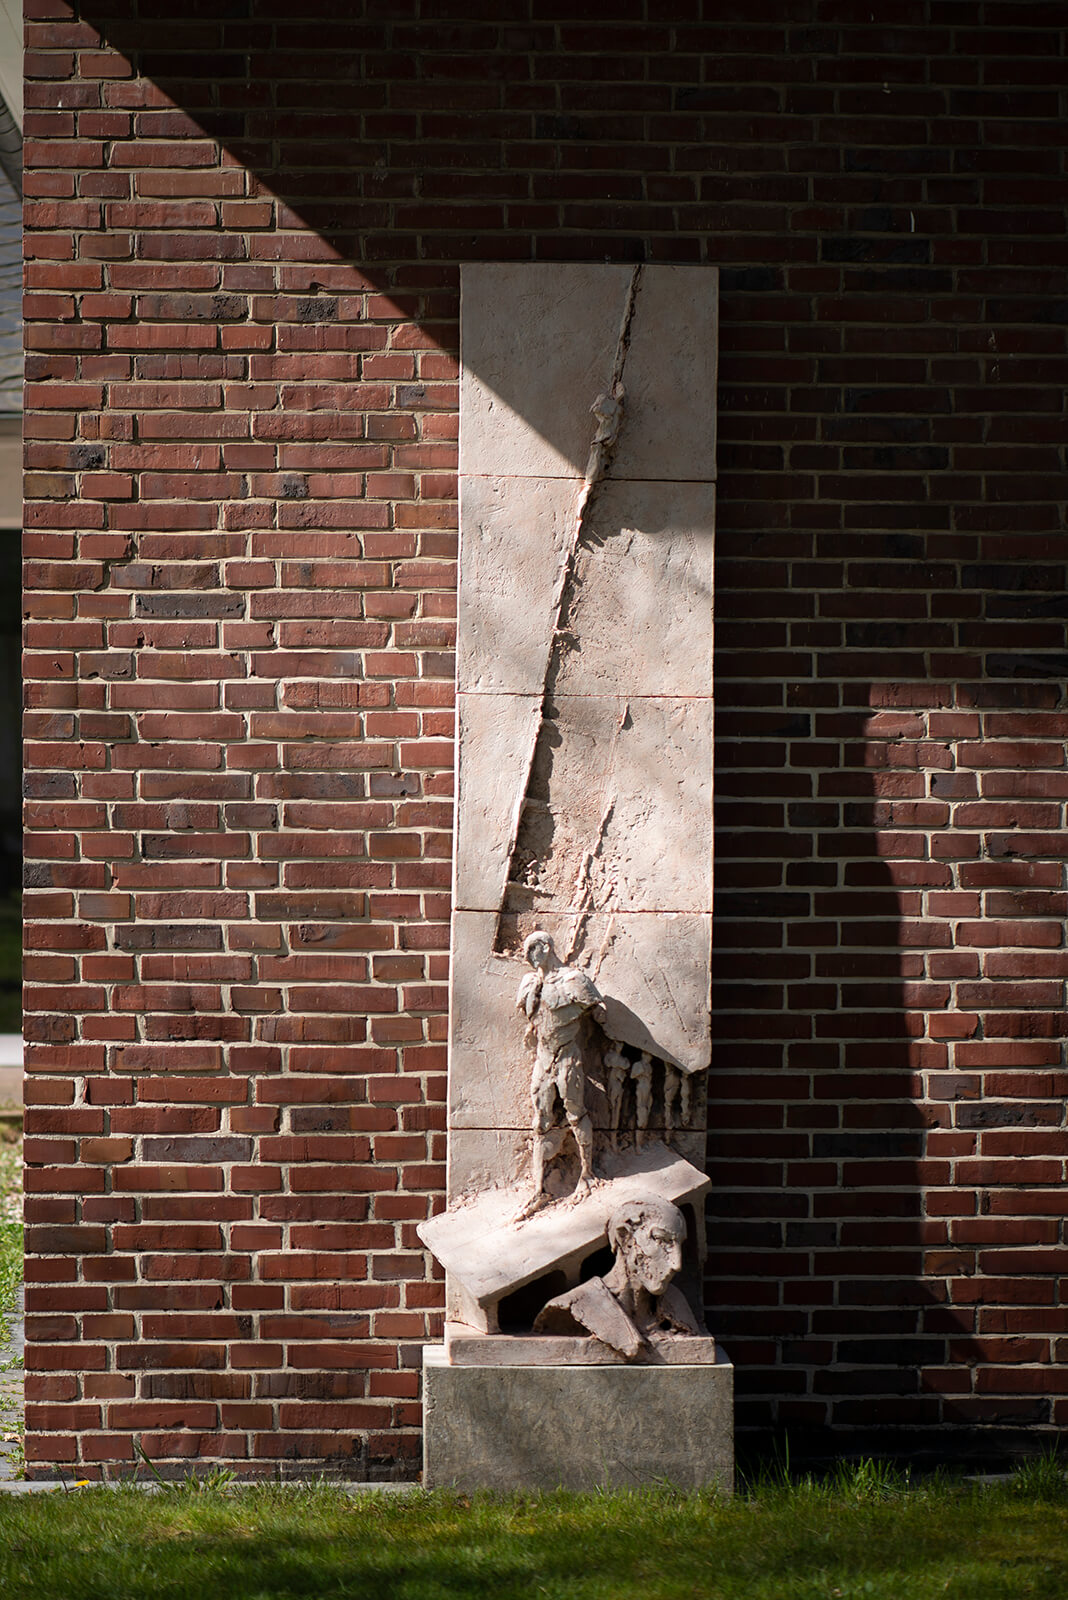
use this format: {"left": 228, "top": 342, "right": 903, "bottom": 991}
{"left": 605, "top": 1044, "right": 629, "bottom": 1149}
{"left": 559, "top": 1053, "right": 594, "bottom": 1195}
{"left": 515, "top": 1060, "right": 559, "bottom": 1221}
{"left": 633, "top": 1053, "right": 653, "bottom": 1147}
{"left": 663, "top": 1065, "right": 680, "bottom": 1144}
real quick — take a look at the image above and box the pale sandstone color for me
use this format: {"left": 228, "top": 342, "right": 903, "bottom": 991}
{"left": 421, "top": 1139, "right": 710, "bottom": 1312}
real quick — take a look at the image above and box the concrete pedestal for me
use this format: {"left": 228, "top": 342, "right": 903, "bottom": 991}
{"left": 422, "top": 1344, "right": 733, "bottom": 1493}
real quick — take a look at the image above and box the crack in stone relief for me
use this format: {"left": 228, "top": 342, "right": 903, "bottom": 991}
{"left": 494, "top": 265, "right": 643, "bottom": 960}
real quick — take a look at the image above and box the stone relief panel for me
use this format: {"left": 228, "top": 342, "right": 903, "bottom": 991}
{"left": 420, "top": 263, "right": 718, "bottom": 1362}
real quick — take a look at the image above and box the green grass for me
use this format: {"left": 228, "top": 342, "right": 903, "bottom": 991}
{"left": 1, "top": 1467, "right": 1068, "bottom": 1600}
{"left": 0, "top": 1220, "right": 17, "bottom": 1316}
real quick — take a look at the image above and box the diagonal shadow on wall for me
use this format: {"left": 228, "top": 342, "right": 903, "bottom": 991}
{"left": 31, "top": 2, "right": 1067, "bottom": 1467}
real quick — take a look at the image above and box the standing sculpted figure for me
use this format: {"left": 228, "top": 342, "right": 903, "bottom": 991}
{"left": 516, "top": 929, "right": 605, "bottom": 1218}
{"left": 633, "top": 1051, "right": 654, "bottom": 1147}
{"left": 604, "top": 1040, "right": 630, "bottom": 1148}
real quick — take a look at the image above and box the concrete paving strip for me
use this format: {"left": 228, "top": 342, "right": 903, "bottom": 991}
{"left": 0, "top": 1054, "right": 21, "bottom": 1110}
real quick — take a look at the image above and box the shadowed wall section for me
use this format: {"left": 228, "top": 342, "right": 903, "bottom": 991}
{"left": 20, "top": 1, "right": 1068, "bottom": 1478}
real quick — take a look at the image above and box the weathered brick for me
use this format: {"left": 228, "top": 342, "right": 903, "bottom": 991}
{"left": 21, "top": 3, "right": 1068, "bottom": 1484}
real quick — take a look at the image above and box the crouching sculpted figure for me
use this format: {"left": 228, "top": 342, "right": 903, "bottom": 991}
{"left": 534, "top": 1195, "right": 700, "bottom": 1361}
{"left": 516, "top": 929, "right": 605, "bottom": 1218}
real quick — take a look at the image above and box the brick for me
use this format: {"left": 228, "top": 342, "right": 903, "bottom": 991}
{"left": 22, "top": 8, "right": 1068, "bottom": 1482}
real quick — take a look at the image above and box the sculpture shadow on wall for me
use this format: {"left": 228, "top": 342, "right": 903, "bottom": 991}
{"left": 708, "top": 530, "right": 1068, "bottom": 1465}
{"left": 710, "top": 645, "right": 967, "bottom": 1468}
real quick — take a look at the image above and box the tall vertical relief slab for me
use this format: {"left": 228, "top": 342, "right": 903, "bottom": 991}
{"left": 421, "top": 265, "right": 728, "bottom": 1491}
{"left": 451, "top": 264, "right": 716, "bottom": 1194}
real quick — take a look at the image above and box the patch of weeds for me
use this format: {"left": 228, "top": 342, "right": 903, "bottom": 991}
{"left": 0, "top": 1132, "right": 20, "bottom": 1224}
{"left": 0, "top": 1131, "right": 24, "bottom": 1356}
{"left": 830, "top": 1456, "right": 910, "bottom": 1503}
{"left": 133, "top": 1436, "right": 239, "bottom": 1495}
{"left": 0, "top": 1150, "right": 25, "bottom": 1483}
{"left": 0, "top": 1222, "right": 20, "bottom": 1346}
{"left": 1010, "top": 1448, "right": 1068, "bottom": 1502}
{"left": 739, "top": 1446, "right": 909, "bottom": 1510}
{"left": 176, "top": 1466, "right": 240, "bottom": 1495}
{"left": 737, "top": 1436, "right": 794, "bottom": 1497}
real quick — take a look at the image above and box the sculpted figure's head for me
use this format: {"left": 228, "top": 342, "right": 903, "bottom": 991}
{"left": 523, "top": 930, "right": 554, "bottom": 973}
{"left": 607, "top": 1196, "right": 686, "bottom": 1299}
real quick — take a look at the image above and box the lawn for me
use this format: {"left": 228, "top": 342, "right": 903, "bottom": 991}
{"left": 1, "top": 1465, "right": 1067, "bottom": 1600}
{"left": 0, "top": 1098, "right": 1064, "bottom": 1598}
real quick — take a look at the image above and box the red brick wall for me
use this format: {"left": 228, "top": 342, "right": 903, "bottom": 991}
{"left": 22, "top": 1, "right": 1068, "bottom": 1478}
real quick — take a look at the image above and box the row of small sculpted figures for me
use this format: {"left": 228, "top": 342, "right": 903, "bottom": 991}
{"left": 515, "top": 930, "right": 703, "bottom": 1219}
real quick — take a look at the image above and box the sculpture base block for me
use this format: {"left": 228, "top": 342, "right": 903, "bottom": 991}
{"left": 422, "top": 1344, "right": 733, "bottom": 1493}
{"left": 445, "top": 1323, "right": 718, "bottom": 1367}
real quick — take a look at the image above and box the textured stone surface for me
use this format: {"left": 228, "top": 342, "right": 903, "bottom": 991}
{"left": 456, "top": 694, "right": 712, "bottom": 916}
{"left": 460, "top": 263, "right": 638, "bottom": 480}
{"left": 443, "top": 1127, "right": 709, "bottom": 1212}
{"left": 456, "top": 476, "right": 715, "bottom": 699}
{"left": 452, "top": 265, "right": 717, "bottom": 1220}
{"left": 454, "top": 691, "right": 541, "bottom": 910}
{"left": 449, "top": 910, "right": 712, "bottom": 1138}
{"left": 456, "top": 473, "right": 576, "bottom": 695}
{"left": 611, "top": 265, "right": 719, "bottom": 482}
{"left": 460, "top": 264, "right": 719, "bottom": 483}
{"left": 423, "top": 1345, "right": 734, "bottom": 1491}
{"left": 552, "top": 480, "right": 716, "bottom": 698}
{"left": 500, "top": 694, "right": 713, "bottom": 916}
